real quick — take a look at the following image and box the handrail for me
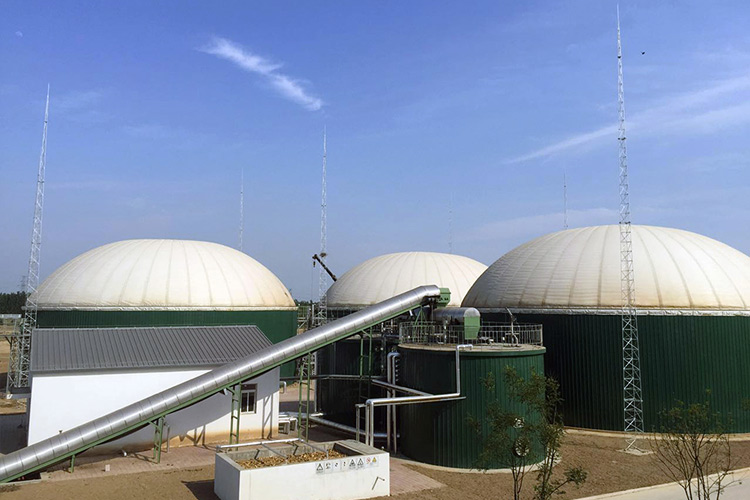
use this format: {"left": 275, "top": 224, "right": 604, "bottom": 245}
{"left": 216, "top": 438, "right": 300, "bottom": 452}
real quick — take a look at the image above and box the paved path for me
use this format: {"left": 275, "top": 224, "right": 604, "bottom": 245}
{"left": 580, "top": 467, "right": 750, "bottom": 500}
{"left": 390, "top": 457, "right": 444, "bottom": 496}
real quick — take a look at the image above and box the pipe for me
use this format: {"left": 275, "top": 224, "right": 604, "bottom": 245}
{"left": 385, "top": 351, "right": 401, "bottom": 452}
{"left": 303, "top": 413, "right": 388, "bottom": 439}
{"left": 370, "top": 379, "right": 428, "bottom": 396}
{"left": 280, "top": 374, "right": 386, "bottom": 382}
{"left": 0, "top": 285, "right": 443, "bottom": 483}
{"left": 364, "top": 344, "right": 472, "bottom": 447}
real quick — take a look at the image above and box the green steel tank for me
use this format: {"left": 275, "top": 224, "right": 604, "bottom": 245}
{"left": 463, "top": 225, "right": 750, "bottom": 432}
{"left": 397, "top": 343, "right": 546, "bottom": 469}
{"left": 32, "top": 239, "right": 299, "bottom": 376}
{"left": 316, "top": 336, "right": 389, "bottom": 425}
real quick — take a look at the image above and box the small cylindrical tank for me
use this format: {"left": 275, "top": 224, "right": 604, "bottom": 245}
{"left": 397, "top": 343, "right": 545, "bottom": 469}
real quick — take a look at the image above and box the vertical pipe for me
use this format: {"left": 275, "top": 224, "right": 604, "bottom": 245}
{"left": 364, "top": 403, "right": 370, "bottom": 446}
{"left": 355, "top": 405, "right": 361, "bottom": 442}
{"left": 386, "top": 352, "right": 392, "bottom": 450}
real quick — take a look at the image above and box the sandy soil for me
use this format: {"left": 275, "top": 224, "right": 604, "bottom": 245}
{"left": 397, "top": 433, "right": 750, "bottom": 500}
{"left": 3, "top": 432, "right": 750, "bottom": 500}
{"left": 0, "top": 466, "right": 219, "bottom": 500}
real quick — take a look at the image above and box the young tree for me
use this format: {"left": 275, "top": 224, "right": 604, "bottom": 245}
{"left": 650, "top": 394, "right": 734, "bottom": 500}
{"left": 0, "top": 292, "right": 27, "bottom": 315}
{"left": 468, "top": 371, "right": 532, "bottom": 500}
{"left": 469, "top": 366, "right": 586, "bottom": 500}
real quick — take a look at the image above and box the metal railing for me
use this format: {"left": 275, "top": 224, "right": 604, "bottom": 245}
{"left": 398, "top": 321, "right": 543, "bottom": 346}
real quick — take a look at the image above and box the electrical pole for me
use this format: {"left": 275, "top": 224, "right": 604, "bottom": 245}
{"left": 7, "top": 85, "right": 50, "bottom": 396}
{"left": 617, "top": 6, "right": 644, "bottom": 450}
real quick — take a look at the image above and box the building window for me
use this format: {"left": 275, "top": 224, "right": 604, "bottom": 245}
{"left": 241, "top": 383, "right": 257, "bottom": 414}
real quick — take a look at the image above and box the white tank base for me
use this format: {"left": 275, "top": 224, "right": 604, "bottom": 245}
{"left": 214, "top": 439, "right": 389, "bottom": 500}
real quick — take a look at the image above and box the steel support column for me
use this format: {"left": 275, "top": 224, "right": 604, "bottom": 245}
{"left": 151, "top": 416, "right": 165, "bottom": 463}
{"left": 229, "top": 383, "right": 241, "bottom": 445}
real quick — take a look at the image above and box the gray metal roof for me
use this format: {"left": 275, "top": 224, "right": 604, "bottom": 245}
{"left": 30, "top": 325, "right": 272, "bottom": 374}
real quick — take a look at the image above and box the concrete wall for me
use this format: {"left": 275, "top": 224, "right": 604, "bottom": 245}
{"left": 214, "top": 441, "right": 390, "bottom": 500}
{"left": 28, "top": 367, "right": 280, "bottom": 453}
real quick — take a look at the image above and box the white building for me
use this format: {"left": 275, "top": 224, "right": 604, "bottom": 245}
{"left": 28, "top": 325, "right": 280, "bottom": 453}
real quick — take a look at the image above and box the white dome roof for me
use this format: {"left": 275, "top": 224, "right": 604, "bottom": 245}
{"left": 35, "top": 239, "right": 295, "bottom": 310}
{"left": 325, "top": 252, "right": 487, "bottom": 308}
{"left": 463, "top": 225, "right": 750, "bottom": 312}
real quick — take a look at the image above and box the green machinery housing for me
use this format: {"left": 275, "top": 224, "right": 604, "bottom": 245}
{"left": 481, "top": 311, "right": 750, "bottom": 432}
{"left": 397, "top": 343, "right": 546, "bottom": 468}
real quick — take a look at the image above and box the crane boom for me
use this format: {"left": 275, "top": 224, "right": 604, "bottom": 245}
{"left": 312, "top": 253, "right": 337, "bottom": 282}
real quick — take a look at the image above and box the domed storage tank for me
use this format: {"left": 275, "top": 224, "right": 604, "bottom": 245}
{"left": 463, "top": 225, "right": 750, "bottom": 432}
{"left": 325, "top": 251, "right": 487, "bottom": 312}
{"left": 398, "top": 344, "right": 545, "bottom": 469}
{"left": 34, "top": 239, "right": 298, "bottom": 375}
{"left": 317, "top": 252, "right": 487, "bottom": 424}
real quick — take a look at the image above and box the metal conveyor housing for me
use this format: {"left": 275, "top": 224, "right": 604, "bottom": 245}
{"left": 0, "top": 285, "right": 444, "bottom": 483}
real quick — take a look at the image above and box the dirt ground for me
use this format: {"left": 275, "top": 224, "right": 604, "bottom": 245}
{"left": 0, "top": 341, "right": 26, "bottom": 415}
{"left": 0, "top": 341, "right": 27, "bottom": 415}
{"left": 3, "top": 432, "right": 750, "bottom": 500}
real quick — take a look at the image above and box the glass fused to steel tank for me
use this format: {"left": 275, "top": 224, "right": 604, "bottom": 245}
{"left": 463, "top": 225, "right": 750, "bottom": 432}
{"left": 31, "top": 239, "right": 299, "bottom": 376}
{"left": 315, "top": 335, "right": 390, "bottom": 426}
{"left": 395, "top": 324, "right": 545, "bottom": 469}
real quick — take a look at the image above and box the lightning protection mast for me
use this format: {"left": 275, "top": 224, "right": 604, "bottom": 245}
{"left": 448, "top": 192, "right": 454, "bottom": 254}
{"left": 239, "top": 168, "right": 244, "bottom": 252}
{"left": 617, "top": 6, "right": 644, "bottom": 450}
{"left": 7, "top": 85, "right": 50, "bottom": 396}
{"left": 315, "top": 127, "right": 328, "bottom": 326}
{"left": 563, "top": 171, "right": 569, "bottom": 230}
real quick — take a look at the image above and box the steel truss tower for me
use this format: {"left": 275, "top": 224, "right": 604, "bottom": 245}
{"left": 617, "top": 7, "right": 644, "bottom": 449}
{"left": 7, "top": 85, "right": 50, "bottom": 395}
{"left": 315, "top": 127, "right": 328, "bottom": 326}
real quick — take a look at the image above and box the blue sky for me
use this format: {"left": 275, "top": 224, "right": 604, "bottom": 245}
{"left": 2, "top": 1, "right": 750, "bottom": 299}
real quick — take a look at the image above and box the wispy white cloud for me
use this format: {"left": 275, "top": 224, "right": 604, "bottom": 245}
{"left": 505, "top": 74, "right": 750, "bottom": 164}
{"left": 56, "top": 89, "right": 104, "bottom": 112}
{"left": 680, "top": 152, "right": 750, "bottom": 173}
{"left": 465, "top": 207, "right": 617, "bottom": 244}
{"left": 53, "top": 89, "right": 111, "bottom": 124}
{"left": 507, "top": 125, "right": 617, "bottom": 164}
{"left": 122, "top": 122, "right": 212, "bottom": 149}
{"left": 199, "top": 37, "right": 323, "bottom": 111}
{"left": 47, "top": 180, "right": 123, "bottom": 191}
{"left": 123, "top": 123, "right": 174, "bottom": 140}
{"left": 15, "top": 31, "right": 23, "bottom": 38}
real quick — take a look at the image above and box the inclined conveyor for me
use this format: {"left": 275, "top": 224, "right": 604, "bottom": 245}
{"left": 0, "top": 285, "right": 445, "bottom": 483}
